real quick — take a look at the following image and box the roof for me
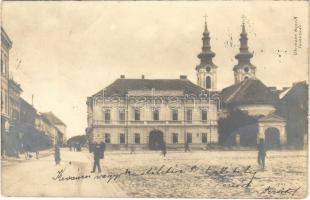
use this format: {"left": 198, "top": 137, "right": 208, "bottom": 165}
{"left": 220, "top": 78, "right": 279, "bottom": 107}
{"left": 93, "top": 78, "right": 216, "bottom": 97}
{"left": 9, "top": 79, "right": 23, "bottom": 93}
{"left": 20, "top": 98, "right": 37, "bottom": 113}
{"left": 258, "top": 113, "right": 286, "bottom": 122}
{"left": 1, "top": 27, "right": 12, "bottom": 49}
{"left": 41, "top": 112, "right": 66, "bottom": 127}
{"left": 281, "top": 81, "right": 308, "bottom": 101}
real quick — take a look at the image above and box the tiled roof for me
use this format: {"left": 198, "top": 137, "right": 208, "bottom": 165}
{"left": 41, "top": 112, "right": 66, "bottom": 126}
{"left": 220, "top": 78, "right": 279, "bottom": 107}
{"left": 94, "top": 78, "right": 216, "bottom": 97}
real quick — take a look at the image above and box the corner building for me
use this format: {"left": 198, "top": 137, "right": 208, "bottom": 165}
{"left": 87, "top": 77, "right": 219, "bottom": 150}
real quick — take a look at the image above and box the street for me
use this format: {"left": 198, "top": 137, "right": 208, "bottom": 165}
{"left": 1, "top": 149, "right": 307, "bottom": 198}
{"left": 1, "top": 149, "right": 126, "bottom": 197}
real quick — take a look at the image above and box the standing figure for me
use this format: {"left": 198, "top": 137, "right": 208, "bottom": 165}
{"left": 100, "top": 141, "right": 106, "bottom": 159}
{"left": 91, "top": 142, "right": 102, "bottom": 173}
{"left": 36, "top": 151, "right": 39, "bottom": 159}
{"left": 162, "top": 142, "right": 167, "bottom": 157}
{"left": 54, "top": 144, "right": 61, "bottom": 165}
{"left": 185, "top": 141, "right": 190, "bottom": 152}
{"left": 257, "top": 139, "right": 266, "bottom": 170}
{"left": 130, "top": 145, "right": 135, "bottom": 154}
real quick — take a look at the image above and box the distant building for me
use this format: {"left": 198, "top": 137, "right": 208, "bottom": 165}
{"left": 40, "top": 112, "right": 67, "bottom": 145}
{"left": 220, "top": 78, "right": 286, "bottom": 149}
{"left": 1, "top": 27, "right": 12, "bottom": 156}
{"left": 35, "top": 113, "right": 59, "bottom": 146}
{"left": 219, "top": 22, "right": 286, "bottom": 149}
{"left": 85, "top": 20, "right": 306, "bottom": 150}
{"left": 8, "top": 79, "right": 23, "bottom": 124}
{"left": 87, "top": 77, "right": 219, "bottom": 150}
{"left": 277, "top": 81, "right": 308, "bottom": 148}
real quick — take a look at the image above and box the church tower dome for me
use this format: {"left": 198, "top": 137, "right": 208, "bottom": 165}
{"left": 196, "top": 17, "right": 218, "bottom": 91}
{"left": 233, "top": 18, "right": 256, "bottom": 84}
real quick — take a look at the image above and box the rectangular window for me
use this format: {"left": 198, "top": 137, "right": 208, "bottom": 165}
{"left": 104, "top": 109, "right": 111, "bottom": 121}
{"left": 153, "top": 110, "right": 159, "bottom": 121}
{"left": 201, "top": 110, "right": 208, "bottom": 121}
{"left": 105, "top": 133, "right": 111, "bottom": 143}
{"left": 1, "top": 90, "right": 4, "bottom": 111}
{"left": 134, "top": 109, "right": 140, "bottom": 121}
{"left": 187, "top": 133, "right": 192, "bottom": 144}
{"left": 1, "top": 52, "right": 5, "bottom": 75}
{"left": 202, "top": 133, "right": 208, "bottom": 143}
{"left": 186, "top": 110, "right": 192, "bottom": 122}
{"left": 120, "top": 133, "right": 125, "bottom": 144}
{"left": 119, "top": 110, "right": 125, "bottom": 121}
{"left": 134, "top": 133, "right": 140, "bottom": 144}
{"left": 173, "top": 133, "right": 178, "bottom": 144}
{"left": 172, "top": 110, "right": 178, "bottom": 121}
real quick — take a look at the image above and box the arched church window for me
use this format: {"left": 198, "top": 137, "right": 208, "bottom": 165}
{"left": 206, "top": 76, "right": 211, "bottom": 89}
{"left": 206, "top": 67, "right": 211, "bottom": 72}
{"left": 244, "top": 67, "right": 249, "bottom": 73}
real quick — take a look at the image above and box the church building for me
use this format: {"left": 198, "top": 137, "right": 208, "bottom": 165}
{"left": 86, "top": 19, "right": 289, "bottom": 150}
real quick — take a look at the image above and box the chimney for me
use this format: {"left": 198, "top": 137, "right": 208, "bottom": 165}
{"left": 120, "top": 75, "right": 125, "bottom": 79}
{"left": 141, "top": 74, "right": 145, "bottom": 79}
{"left": 180, "top": 75, "right": 187, "bottom": 79}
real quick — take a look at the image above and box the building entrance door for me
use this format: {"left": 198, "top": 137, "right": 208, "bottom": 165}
{"left": 265, "top": 127, "right": 280, "bottom": 149}
{"left": 149, "top": 130, "right": 164, "bottom": 150}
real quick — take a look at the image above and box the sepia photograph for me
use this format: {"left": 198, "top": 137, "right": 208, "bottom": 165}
{"left": 0, "top": 1, "right": 308, "bottom": 198}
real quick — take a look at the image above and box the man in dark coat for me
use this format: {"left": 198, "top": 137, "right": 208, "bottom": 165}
{"left": 257, "top": 139, "right": 266, "bottom": 170}
{"left": 162, "top": 142, "right": 167, "bottom": 157}
{"left": 91, "top": 142, "right": 102, "bottom": 173}
{"left": 185, "top": 141, "right": 190, "bottom": 152}
{"left": 100, "top": 141, "right": 105, "bottom": 159}
{"left": 54, "top": 144, "right": 61, "bottom": 165}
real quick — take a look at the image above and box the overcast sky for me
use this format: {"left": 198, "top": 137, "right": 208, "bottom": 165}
{"left": 2, "top": 1, "right": 308, "bottom": 138}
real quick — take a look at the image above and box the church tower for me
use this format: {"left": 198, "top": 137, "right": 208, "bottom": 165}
{"left": 233, "top": 20, "right": 256, "bottom": 84}
{"left": 196, "top": 18, "right": 218, "bottom": 91}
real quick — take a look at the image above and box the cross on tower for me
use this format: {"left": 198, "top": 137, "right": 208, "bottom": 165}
{"left": 204, "top": 15, "right": 208, "bottom": 24}
{"left": 241, "top": 15, "right": 246, "bottom": 25}
{"left": 203, "top": 14, "right": 208, "bottom": 31}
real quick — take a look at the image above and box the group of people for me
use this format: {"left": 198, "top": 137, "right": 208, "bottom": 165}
{"left": 52, "top": 139, "right": 267, "bottom": 171}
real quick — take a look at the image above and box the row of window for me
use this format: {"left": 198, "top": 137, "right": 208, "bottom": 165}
{"left": 100, "top": 133, "right": 208, "bottom": 144}
{"left": 104, "top": 109, "right": 208, "bottom": 121}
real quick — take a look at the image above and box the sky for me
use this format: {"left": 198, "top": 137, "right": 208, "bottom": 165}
{"left": 1, "top": 1, "right": 308, "bottom": 138}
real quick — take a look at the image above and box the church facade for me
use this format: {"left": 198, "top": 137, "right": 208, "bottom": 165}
{"left": 86, "top": 20, "right": 290, "bottom": 150}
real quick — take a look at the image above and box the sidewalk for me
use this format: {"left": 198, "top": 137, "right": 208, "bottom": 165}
{"left": 1, "top": 148, "right": 54, "bottom": 166}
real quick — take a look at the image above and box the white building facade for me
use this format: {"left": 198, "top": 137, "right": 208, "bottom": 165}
{"left": 87, "top": 77, "right": 219, "bottom": 150}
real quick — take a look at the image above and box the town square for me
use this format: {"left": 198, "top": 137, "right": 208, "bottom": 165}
{"left": 1, "top": 1, "right": 308, "bottom": 198}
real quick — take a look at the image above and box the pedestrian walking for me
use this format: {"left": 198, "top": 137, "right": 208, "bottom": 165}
{"left": 162, "top": 142, "right": 167, "bottom": 157}
{"left": 24, "top": 144, "right": 31, "bottom": 160}
{"left": 100, "top": 141, "right": 105, "bottom": 159}
{"left": 36, "top": 151, "right": 39, "bottom": 159}
{"left": 91, "top": 142, "right": 102, "bottom": 173}
{"left": 185, "top": 141, "right": 190, "bottom": 152}
{"left": 257, "top": 139, "right": 266, "bottom": 170}
{"left": 54, "top": 143, "right": 61, "bottom": 165}
{"left": 130, "top": 145, "right": 135, "bottom": 154}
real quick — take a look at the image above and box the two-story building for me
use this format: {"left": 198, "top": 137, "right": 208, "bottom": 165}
{"left": 1, "top": 27, "right": 12, "bottom": 156}
{"left": 87, "top": 76, "right": 219, "bottom": 150}
{"left": 40, "top": 112, "right": 67, "bottom": 145}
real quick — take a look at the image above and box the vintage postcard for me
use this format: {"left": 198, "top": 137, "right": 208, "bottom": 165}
{"left": 1, "top": 1, "right": 308, "bottom": 198}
